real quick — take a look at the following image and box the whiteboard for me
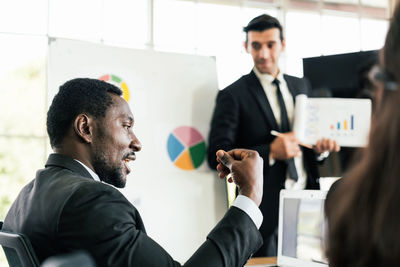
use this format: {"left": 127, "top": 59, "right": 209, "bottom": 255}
{"left": 48, "top": 38, "right": 226, "bottom": 263}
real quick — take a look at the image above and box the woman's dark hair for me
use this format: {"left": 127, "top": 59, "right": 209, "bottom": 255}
{"left": 326, "top": 4, "right": 400, "bottom": 267}
{"left": 47, "top": 78, "right": 122, "bottom": 148}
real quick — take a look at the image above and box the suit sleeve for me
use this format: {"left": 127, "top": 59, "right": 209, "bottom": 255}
{"left": 57, "top": 183, "right": 262, "bottom": 267}
{"left": 208, "top": 89, "right": 240, "bottom": 170}
{"left": 302, "top": 76, "right": 312, "bottom": 96}
{"left": 207, "top": 88, "right": 271, "bottom": 170}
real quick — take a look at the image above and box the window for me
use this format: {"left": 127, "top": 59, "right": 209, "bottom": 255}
{"left": 0, "top": 34, "right": 47, "bottom": 267}
{"left": 285, "top": 11, "right": 322, "bottom": 77}
{"left": 361, "top": 18, "right": 389, "bottom": 51}
{"left": 362, "top": 0, "right": 388, "bottom": 8}
{"left": 0, "top": 34, "right": 47, "bottom": 214}
{"left": 324, "top": 0, "right": 359, "bottom": 13}
{"left": 321, "top": 14, "right": 361, "bottom": 55}
{"left": 102, "top": 0, "right": 149, "bottom": 48}
{"left": 196, "top": 3, "right": 276, "bottom": 88}
{"left": 154, "top": 0, "right": 196, "bottom": 53}
{"left": 196, "top": 2, "right": 242, "bottom": 54}
{"left": 48, "top": 0, "right": 103, "bottom": 41}
{"left": 0, "top": 0, "right": 48, "bottom": 34}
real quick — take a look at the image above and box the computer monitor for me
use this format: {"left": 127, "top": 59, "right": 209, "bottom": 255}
{"left": 303, "top": 50, "right": 378, "bottom": 98}
{"left": 277, "top": 190, "right": 328, "bottom": 267}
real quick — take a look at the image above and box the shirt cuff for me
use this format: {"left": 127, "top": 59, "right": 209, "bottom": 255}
{"left": 269, "top": 152, "right": 276, "bottom": 166}
{"left": 232, "top": 195, "right": 263, "bottom": 229}
{"left": 316, "top": 151, "right": 330, "bottom": 161}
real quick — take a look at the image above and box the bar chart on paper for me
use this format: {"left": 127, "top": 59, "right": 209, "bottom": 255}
{"left": 294, "top": 95, "right": 371, "bottom": 147}
{"left": 330, "top": 115, "right": 354, "bottom": 131}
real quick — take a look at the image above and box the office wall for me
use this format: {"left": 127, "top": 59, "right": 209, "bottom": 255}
{"left": 48, "top": 38, "right": 226, "bottom": 263}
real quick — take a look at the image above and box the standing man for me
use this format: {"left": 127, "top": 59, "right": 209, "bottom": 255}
{"left": 207, "top": 14, "right": 339, "bottom": 257}
{"left": 3, "top": 78, "right": 264, "bottom": 267}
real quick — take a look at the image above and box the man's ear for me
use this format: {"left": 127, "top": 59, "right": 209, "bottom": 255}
{"left": 244, "top": 41, "right": 249, "bottom": 52}
{"left": 73, "top": 114, "right": 93, "bottom": 144}
{"left": 281, "top": 38, "right": 286, "bottom": 52}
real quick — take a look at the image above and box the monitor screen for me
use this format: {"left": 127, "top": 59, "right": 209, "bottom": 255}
{"left": 282, "top": 197, "right": 327, "bottom": 264}
{"left": 303, "top": 50, "right": 378, "bottom": 98}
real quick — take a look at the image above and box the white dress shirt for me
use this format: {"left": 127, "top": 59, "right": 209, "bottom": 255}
{"left": 74, "top": 159, "right": 101, "bottom": 182}
{"left": 232, "top": 195, "right": 263, "bottom": 229}
{"left": 253, "top": 68, "right": 307, "bottom": 190}
{"left": 74, "top": 158, "right": 263, "bottom": 229}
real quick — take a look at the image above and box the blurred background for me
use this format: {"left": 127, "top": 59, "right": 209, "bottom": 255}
{"left": 0, "top": 0, "right": 393, "bottom": 265}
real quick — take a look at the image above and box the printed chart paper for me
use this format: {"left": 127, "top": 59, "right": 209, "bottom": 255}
{"left": 293, "top": 95, "right": 371, "bottom": 147}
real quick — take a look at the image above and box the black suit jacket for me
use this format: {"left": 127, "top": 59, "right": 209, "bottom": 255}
{"left": 207, "top": 71, "right": 320, "bottom": 255}
{"left": 3, "top": 153, "right": 262, "bottom": 267}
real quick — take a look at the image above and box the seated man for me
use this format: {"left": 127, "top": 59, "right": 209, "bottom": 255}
{"left": 3, "top": 78, "right": 264, "bottom": 267}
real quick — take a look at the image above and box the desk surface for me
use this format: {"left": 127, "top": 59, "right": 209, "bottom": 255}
{"left": 246, "top": 257, "right": 277, "bottom": 266}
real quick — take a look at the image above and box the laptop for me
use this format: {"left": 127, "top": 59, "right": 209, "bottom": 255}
{"left": 275, "top": 189, "right": 328, "bottom": 267}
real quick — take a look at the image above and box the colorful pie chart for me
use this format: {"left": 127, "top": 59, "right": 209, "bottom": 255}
{"left": 167, "top": 126, "right": 206, "bottom": 170}
{"left": 99, "top": 74, "right": 130, "bottom": 102}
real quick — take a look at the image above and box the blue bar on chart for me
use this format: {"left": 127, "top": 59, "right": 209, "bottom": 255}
{"left": 351, "top": 115, "right": 354, "bottom": 130}
{"left": 331, "top": 115, "right": 355, "bottom": 131}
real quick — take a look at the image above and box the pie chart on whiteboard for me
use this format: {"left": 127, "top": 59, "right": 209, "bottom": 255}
{"left": 99, "top": 74, "right": 130, "bottom": 102}
{"left": 167, "top": 126, "right": 206, "bottom": 170}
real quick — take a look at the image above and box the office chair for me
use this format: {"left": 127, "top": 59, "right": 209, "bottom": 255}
{"left": 0, "top": 229, "right": 40, "bottom": 267}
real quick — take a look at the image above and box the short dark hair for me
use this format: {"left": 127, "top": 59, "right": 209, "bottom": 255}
{"left": 47, "top": 78, "right": 123, "bottom": 148}
{"left": 243, "top": 14, "right": 284, "bottom": 42}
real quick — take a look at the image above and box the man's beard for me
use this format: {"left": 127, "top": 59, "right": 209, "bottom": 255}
{"left": 92, "top": 153, "right": 126, "bottom": 188}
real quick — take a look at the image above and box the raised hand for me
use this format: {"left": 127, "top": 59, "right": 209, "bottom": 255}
{"left": 216, "top": 149, "right": 263, "bottom": 206}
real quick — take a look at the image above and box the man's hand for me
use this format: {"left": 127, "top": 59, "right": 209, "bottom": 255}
{"left": 215, "top": 149, "right": 263, "bottom": 206}
{"left": 270, "top": 131, "right": 301, "bottom": 160}
{"left": 313, "top": 138, "right": 340, "bottom": 154}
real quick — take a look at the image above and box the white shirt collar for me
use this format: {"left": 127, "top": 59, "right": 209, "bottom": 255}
{"left": 253, "top": 67, "right": 284, "bottom": 84}
{"left": 74, "top": 159, "right": 101, "bottom": 182}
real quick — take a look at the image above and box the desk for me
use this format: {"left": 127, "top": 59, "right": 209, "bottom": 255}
{"left": 246, "top": 257, "right": 277, "bottom": 266}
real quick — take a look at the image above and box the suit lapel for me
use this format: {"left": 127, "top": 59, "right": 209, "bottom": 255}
{"left": 284, "top": 74, "right": 301, "bottom": 102}
{"left": 246, "top": 71, "right": 280, "bottom": 131}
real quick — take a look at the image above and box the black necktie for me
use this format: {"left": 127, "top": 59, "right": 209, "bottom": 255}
{"left": 272, "top": 79, "right": 298, "bottom": 182}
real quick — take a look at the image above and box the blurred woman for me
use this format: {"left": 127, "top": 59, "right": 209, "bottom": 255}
{"left": 325, "top": 4, "right": 400, "bottom": 267}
